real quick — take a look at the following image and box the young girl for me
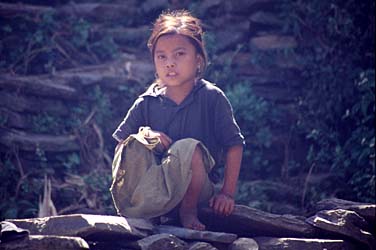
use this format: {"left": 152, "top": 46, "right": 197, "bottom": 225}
{"left": 110, "top": 10, "right": 244, "bottom": 231}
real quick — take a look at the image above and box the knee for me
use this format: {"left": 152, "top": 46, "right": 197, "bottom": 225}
{"left": 191, "top": 145, "right": 204, "bottom": 167}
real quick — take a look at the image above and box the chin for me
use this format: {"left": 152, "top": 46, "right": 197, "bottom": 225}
{"left": 162, "top": 79, "right": 181, "bottom": 86}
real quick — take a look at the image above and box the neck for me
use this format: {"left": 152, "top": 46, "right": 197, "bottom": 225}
{"left": 165, "top": 81, "right": 195, "bottom": 105}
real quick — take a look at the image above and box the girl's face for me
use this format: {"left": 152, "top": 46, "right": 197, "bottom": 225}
{"left": 154, "top": 34, "right": 202, "bottom": 88}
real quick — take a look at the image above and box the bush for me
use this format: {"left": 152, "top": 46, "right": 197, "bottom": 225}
{"left": 280, "top": 0, "right": 375, "bottom": 205}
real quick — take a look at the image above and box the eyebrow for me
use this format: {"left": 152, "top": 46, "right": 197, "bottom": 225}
{"left": 155, "top": 47, "right": 187, "bottom": 54}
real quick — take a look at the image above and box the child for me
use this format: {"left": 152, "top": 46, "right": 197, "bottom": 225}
{"left": 111, "top": 10, "right": 244, "bottom": 231}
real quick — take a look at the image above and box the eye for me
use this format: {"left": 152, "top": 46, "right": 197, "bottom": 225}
{"left": 156, "top": 54, "right": 166, "bottom": 60}
{"left": 176, "top": 51, "right": 186, "bottom": 57}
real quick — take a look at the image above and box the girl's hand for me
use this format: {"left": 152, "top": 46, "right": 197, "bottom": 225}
{"left": 209, "top": 192, "right": 235, "bottom": 216}
{"left": 148, "top": 130, "right": 173, "bottom": 149}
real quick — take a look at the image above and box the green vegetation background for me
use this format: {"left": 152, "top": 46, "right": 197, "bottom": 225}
{"left": 0, "top": 0, "right": 374, "bottom": 219}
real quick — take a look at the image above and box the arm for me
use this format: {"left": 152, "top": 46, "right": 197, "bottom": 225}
{"left": 113, "top": 97, "right": 146, "bottom": 143}
{"left": 210, "top": 144, "right": 243, "bottom": 216}
{"left": 221, "top": 144, "right": 243, "bottom": 197}
{"left": 209, "top": 87, "right": 245, "bottom": 216}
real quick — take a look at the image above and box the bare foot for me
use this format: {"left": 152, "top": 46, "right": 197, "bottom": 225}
{"left": 179, "top": 208, "right": 205, "bottom": 231}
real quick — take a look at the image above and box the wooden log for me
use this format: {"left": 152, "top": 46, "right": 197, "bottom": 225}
{"left": 54, "top": 57, "right": 154, "bottom": 88}
{"left": 199, "top": 205, "right": 318, "bottom": 238}
{"left": 0, "top": 75, "right": 78, "bottom": 100}
{"left": 0, "top": 56, "right": 152, "bottom": 101}
{"left": 0, "top": 2, "right": 140, "bottom": 23}
{"left": 250, "top": 35, "right": 297, "bottom": 50}
{"left": 0, "top": 108, "right": 30, "bottom": 130}
{"left": 0, "top": 91, "right": 70, "bottom": 115}
{"left": 0, "top": 128, "right": 79, "bottom": 152}
{"left": 0, "top": 2, "right": 52, "bottom": 17}
{"left": 92, "top": 25, "right": 150, "bottom": 48}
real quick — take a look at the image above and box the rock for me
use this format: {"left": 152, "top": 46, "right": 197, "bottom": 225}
{"left": 7, "top": 214, "right": 154, "bottom": 241}
{"left": 250, "top": 35, "right": 297, "bottom": 50}
{"left": 188, "top": 241, "right": 219, "bottom": 250}
{"left": 135, "top": 233, "right": 186, "bottom": 250}
{"left": 229, "top": 238, "right": 259, "bottom": 250}
{"left": 0, "top": 235, "right": 89, "bottom": 250}
{"left": 306, "top": 209, "right": 375, "bottom": 248}
{"left": 253, "top": 237, "right": 358, "bottom": 250}
{"left": 156, "top": 225, "right": 237, "bottom": 243}
{"left": 315, "top": 198, "right": 376, "bottom": 223}
{"left": 200, "top": 205, "right": 317, "bottom": 237}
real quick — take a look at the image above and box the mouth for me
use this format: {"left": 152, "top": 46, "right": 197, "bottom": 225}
{"left": 166, "top": 72, "right": 178, "bottom": 77}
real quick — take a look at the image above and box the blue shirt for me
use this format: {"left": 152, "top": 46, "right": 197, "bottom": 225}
{"left": 113, "top": 79, "right": 244, "bottom": 167}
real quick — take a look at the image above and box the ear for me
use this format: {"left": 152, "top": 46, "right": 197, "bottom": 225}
{"left": 196, "top": 54, "right": 204, "bottom": 67}
{"left": 197, "top": 54, "right": 203, "bottom": 62}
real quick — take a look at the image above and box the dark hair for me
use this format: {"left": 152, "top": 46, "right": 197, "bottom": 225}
{"left": 147, "top": 10, "right": 208, "bottom": 76}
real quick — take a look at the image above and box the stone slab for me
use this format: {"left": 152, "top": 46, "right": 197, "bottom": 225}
{"left": 7, "top": 214, "right": 153, "bottom": 241}
{"left": 156, "top": 225, "right": 237, "bottom": 244}
{"left": 0, "top": 235, "right": 89, "bottom": 250}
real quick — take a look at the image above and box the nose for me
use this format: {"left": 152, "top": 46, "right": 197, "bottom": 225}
{"left": 166, "top": 59, "right": 175, "bottom": 68}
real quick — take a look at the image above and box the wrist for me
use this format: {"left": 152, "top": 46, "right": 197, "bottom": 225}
{"left": 219, "top": 190, "right": 234, "bottom": 199}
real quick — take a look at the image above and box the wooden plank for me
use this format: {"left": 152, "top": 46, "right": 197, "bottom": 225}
{"left": 0, "top": 128, "right": 79, "bottom": 152}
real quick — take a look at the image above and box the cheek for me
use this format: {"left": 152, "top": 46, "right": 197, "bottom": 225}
{"left": 154, "top": 60, "right": 164, "bottom": 72}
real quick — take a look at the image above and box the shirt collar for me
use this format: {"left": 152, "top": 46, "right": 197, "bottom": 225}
{"left": 140, "top": 79, "right": 206, "bottom": 98}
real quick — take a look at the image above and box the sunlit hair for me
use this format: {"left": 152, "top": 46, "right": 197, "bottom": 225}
{"left": 147, "top": 10, "right": 208, "bottom": 77}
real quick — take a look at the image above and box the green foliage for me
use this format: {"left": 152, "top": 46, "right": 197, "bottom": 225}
{"left": 0, "top": 11, "right": 120, "bottom": 74}
{"left": 57, "top": 153, "right": 80, "bottom": 174}
{"left": 332, "top": 71, "right": 375, "bottom": 202}
{"left": 31, "top": 113, "right": 60, "bottom": 134}
{"left": 89, "top": 85, "right": 113, "bottom": 126}
{"left": 0, "top": 113, "right": 8, "bottom": 127}
{"left": 71, "top": 18, "right": 91, "bottom": 48}
{"left": 226, "top": 82, "right": 280, "bottom": 178}
{"left": 279, "top": 0, "right": 375, "bottom": 204}
{"left": 83, "top": 169, "right": 115, "bottom": 214}
{"left": 0, "top": 155, "right": 43, "bottom": 220}
{"left": 203, "top": 33, "right": 283, "bottom": 179}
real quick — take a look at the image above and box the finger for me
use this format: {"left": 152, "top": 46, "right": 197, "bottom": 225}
{"left": 227, "top": 199, "right": 235, "bottom": 216}
{"left": 214, "top": 200, "right": 225, "bottom": 215}
{"left": 159, "top": 136, "right": 169, "bottom": 149}
{"left": 220, "top": 202, "right": 228, "bottom": 215}
{"left": 165, "top": 134, "right": 172, "bottom": 144}
{"left": 160, "top": 137, "right": 168, "bottom": 149}
{"left": 159, "top": 133, "right": 172, "bottom": 148}
{"left": 159, "top": 132, "right": 171, "bottom": 141}
{"left": 209, "top": 197, "right": 214, "bottom": 208}
{"left": 148, "top": 130, "right": 160, "bottom": 138}
{"left": 224, "top": 201, "right": 233, "bottom": 216}
{"left": 218, "top": 198, "right": 232, "bottom": 216}
{"left": 212, "top": 199, "right": 220, "bottom": 214}
{"left": 220, "top": 201, "right": 228, "bottom": 216}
